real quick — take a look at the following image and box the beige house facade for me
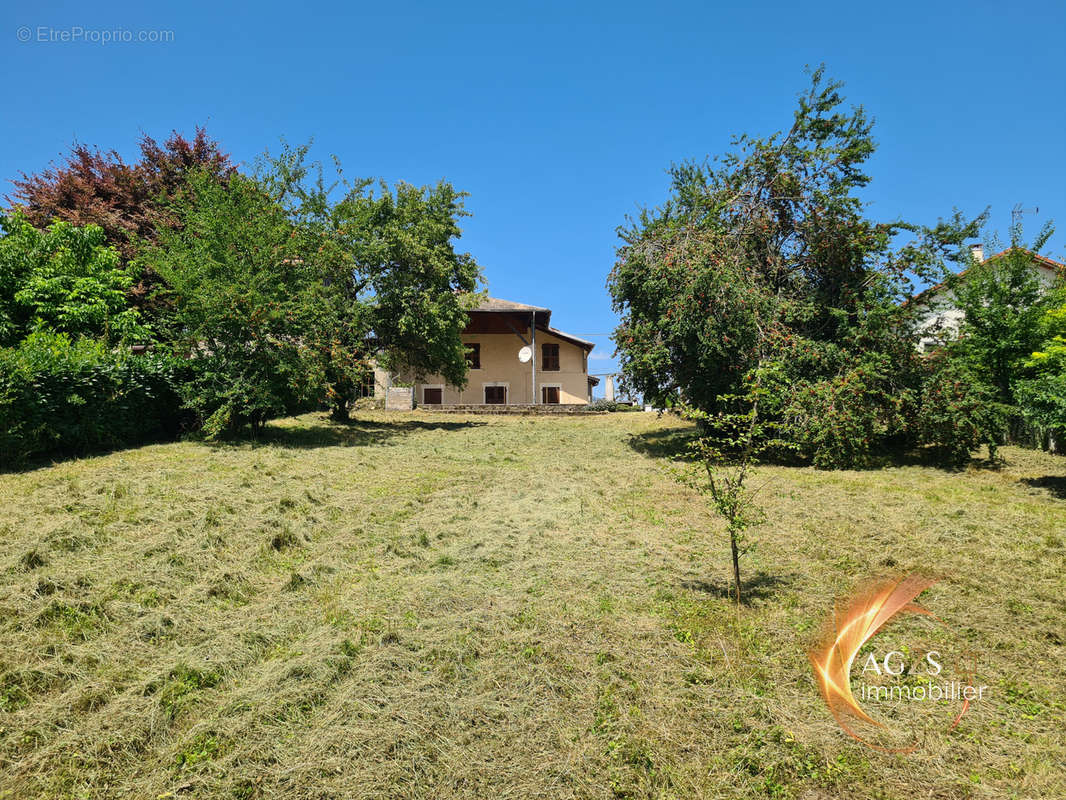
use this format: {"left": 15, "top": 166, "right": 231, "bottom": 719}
{"left": 376, "top": 297, "right": 598, "bottom": 407}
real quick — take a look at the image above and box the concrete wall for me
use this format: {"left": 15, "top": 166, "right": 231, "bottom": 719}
{"left": 372, "top": 364, "right": 390, "bottom": 399}
{"left": 399, "top": 327, "right": 591, "bottom": 405}
{"left": 385, "top": 387, "right": 413, "bottom": 411}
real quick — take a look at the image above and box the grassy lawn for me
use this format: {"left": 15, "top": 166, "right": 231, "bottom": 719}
{"left": 0, "top": 410, "right": 1063, "bottom": 799}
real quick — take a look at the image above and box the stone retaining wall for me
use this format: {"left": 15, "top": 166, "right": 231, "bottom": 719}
{"left": 419, "top": 403, "right": 604, "bottom": 415}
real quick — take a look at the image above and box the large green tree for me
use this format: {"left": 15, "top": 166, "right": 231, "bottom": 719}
{"left": 140, "top": 170, "right": 332, "bottom": 436}
{"left": 141, "top": 145, "right": 482, "bottom": 433}
{"left": 945, "top": 226, "right": 1055, "bottom": 406}
{"left": 607, "top": 69, "right": 985, "bottom": 468}
{"left": 259, "top": 144, "right": 482, "bottom": 420}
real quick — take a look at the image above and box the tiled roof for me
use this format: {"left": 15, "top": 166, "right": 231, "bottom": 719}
{"left": 544, "top": 325, "right": 595, "bottom": 349}
{"left": 468, "top": 296, "right": 593, "bottom": 349}
{"left": 474, "top": 296, "right": 550, "bottom": 313}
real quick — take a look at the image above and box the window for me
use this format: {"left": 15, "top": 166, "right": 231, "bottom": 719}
{"left": 465, "top": 343, "right": 480, "bottom": 369}
{"left": 541, "top": 386, "right": 560, "bottom": 404}
{"left": 356, "top": 371, "right": 376, "bottom": 399}
{"left": 423, "top": 387, "right": 442, "bottom": 404}
{"left": 541, "top": 343, "right": 560, "bottom": 371}
{"left": 484, "top": 385, "right": 506, "bottom": 404}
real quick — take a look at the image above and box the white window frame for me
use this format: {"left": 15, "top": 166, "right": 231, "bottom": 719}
{"left": 482, "top": 382, "right": 509, "bottom": 405}
{"left": 540, "top": 382, "right": 562, "bottom": 404}
{"left": 421, "top": 384, "right": 444, "bottom": 404}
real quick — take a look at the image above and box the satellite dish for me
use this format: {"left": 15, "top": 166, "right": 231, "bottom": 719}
{"left": 518, "top": 346, "right": 532, "bottom": 363}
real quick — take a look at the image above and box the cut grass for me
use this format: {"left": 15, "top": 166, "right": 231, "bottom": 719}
{"left": 0, "top": 410, "right": 1063, "bottom": 799}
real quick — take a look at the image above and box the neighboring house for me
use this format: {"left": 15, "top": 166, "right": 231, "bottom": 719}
{"left": 911, "top": 245, "right": 1065, "bottom": 351}
{"left": 376, "top": 296, "right": 599, "bottom": 406}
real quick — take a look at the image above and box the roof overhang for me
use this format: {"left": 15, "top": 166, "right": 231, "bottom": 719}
{"left": 540, "top": 324, "right": 595, "bottom": 351}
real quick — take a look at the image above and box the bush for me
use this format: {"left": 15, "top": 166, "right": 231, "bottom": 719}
{"left": 0, "top": 211, "right": 145, "bottom": 347}
{"left": 0, "top": 332, "right": 190, "bottom": 467}
{"left": 1014, "top": 374, "right": 1066, "bottom": 446}
{"left": 785, "top": 365, "right": 911, "bottom": 470}
{"left": 590, "top": 398, "right": 642, "bottom": 412}
{"left": 915, "top": 358, "right": 1006, "bottom": 468}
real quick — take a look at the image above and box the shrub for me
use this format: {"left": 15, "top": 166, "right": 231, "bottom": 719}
{"left": 1015, "top": 292, "right": 1066, "bottom": 445}
{"left": 784, "top": 362, "right": 912, "bottom": 470}
{"left": 140, "top": 171, "right": 330, "bottom": 437}
{"left": 915, "top": 357, "right": 1006, "bottom": 467}
{"left": 0, "top": 332, "right": 190, "bottom": 467}
{"left": 0, "top": 211, "right": 145, "bottom": 347}
{"left": 589, "top": 398, "right": 641, "bottom": 412}
{"left": 1016, "top": 373, "right": 1066, "bottom": 444}
{"left": 787, "top": 377, "right": 879, "bottom": 469}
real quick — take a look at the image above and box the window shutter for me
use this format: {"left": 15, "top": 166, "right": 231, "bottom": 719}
{"left": 542, "top": 343, "right": 560, "bottom": 371}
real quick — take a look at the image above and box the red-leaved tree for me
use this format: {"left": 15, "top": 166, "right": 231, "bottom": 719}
{"left": 9, "top": 128, "right": 234, "bottom": 309}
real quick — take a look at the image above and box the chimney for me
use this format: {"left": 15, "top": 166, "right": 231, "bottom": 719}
{"left": 970, "top": 243, "right": 984, "bottom": 264}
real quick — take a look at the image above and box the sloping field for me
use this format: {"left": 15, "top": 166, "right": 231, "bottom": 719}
{"left": 0, "top": 411, "right": 1063, "bottom": 799}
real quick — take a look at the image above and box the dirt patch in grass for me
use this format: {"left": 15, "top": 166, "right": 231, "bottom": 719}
{"left": 0, "top": 410, "right": 1063, "bottom": 798}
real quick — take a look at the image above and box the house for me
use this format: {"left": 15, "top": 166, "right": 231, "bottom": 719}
{"left": 376, "top": 296, "right": 599, "bottom": 407}
{"left": 911, "top": 245, "right": 1064, "bottom": 351}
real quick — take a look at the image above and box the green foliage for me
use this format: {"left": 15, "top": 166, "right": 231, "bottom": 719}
{"left": 916, "top": 357, "right": 1006, "bottom": 468}
{"left": 783, "top": 316, "right": 919, "bottom": 469}
{"left": 947, "top": 231, "right": 1052, "bottom": 405}
{"left": 254, "top": 143, "right": 482, "bottom": 421}
{"left": 140, "top": 170, "right": 329, "bottom": 437}
{"left": 608, "top": 68, "right": 981, "bottom": 469}
{"left": 0, "top": 211, "right": 144, "bottom": 346}
{"left": 334, "top": 179, "right": 482, "bottom": 388}
{"left": 1016, "top": 287, "right": 1066, "bottom": 438}
{"left": 0, "top": 332, "right": 189, "bottom": 467}
{"left": 787, "top": 373, "right": 888, "bottom": 470}
{"left": 3, "top": 136, "right": 481, "bottom": 456}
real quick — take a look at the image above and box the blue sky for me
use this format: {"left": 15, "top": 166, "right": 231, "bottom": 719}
{"left": 3, "top": 1, "right": 1065, "bottom": 388}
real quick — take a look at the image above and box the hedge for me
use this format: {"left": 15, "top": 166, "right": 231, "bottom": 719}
{"left": 0, "top": 332, "right": 191, "bottom": 467}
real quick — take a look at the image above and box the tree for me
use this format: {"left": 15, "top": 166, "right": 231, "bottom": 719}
{"left": 946, "top": 225, "right": 1054, "bottom": 406}
{"left": 338, "top": 181, "right": 482, "bottom": 391}
{"left": 607, "top": 68, "right": 984, "bottom": 469}
{"left": 10, "top": 127, "right": 233, "bottom": 260}
{"left": 10, "top": 128, "right": 234, "bottom": 317}
{"left": 676, "top": 345, "right": 791, "bottom": 604}
{"left": 1015, "top": 286, "right": 1066, "bottom": 442}
{"left": 0, "top": 210, "right": 143, "bottom": 347}
{"left": 915, "top": 355, "right": 1005, "bottom": 467}
{"left": 139, "top": 170, "right": 327, "bottom": 436}
{"left": 257, "top": 143, "right": 482, "bottom": 421}
{"left": 141, "top": 145, "right": 483, "bottom": 433}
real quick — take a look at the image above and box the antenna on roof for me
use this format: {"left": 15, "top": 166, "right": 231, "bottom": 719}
{"left": 1012, "top": 203, "right": 1039, "bottom": 228}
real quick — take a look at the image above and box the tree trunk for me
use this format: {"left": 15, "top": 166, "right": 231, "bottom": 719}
{"left": 730, "top": 529, "right": 742, "bottom": 604}
{"left": 330, "top": 401, "right": 350, "bottom": 423}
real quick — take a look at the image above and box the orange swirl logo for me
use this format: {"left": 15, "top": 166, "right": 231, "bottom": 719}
{"left": 808, "top": 574, "right": 983, "bottom": 753}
